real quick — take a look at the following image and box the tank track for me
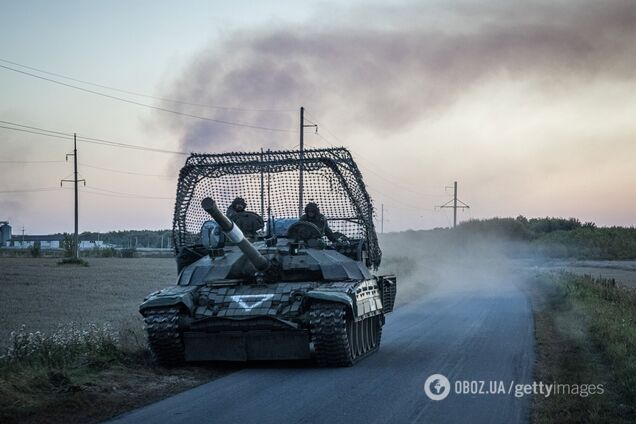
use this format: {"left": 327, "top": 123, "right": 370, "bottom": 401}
{"left": 310, "top": 303, "right": 382, "bottom": 367}
{"left": 143, "top": 307, "right": 185, "bottom": 366}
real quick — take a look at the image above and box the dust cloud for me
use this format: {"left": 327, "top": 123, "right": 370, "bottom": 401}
{"left": 378, "top": 231, "right": 536, "bottom": 306}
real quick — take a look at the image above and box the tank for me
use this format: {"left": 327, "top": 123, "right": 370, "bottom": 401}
{"left": 140, "top": 148, "right": 397, "bottom": 367}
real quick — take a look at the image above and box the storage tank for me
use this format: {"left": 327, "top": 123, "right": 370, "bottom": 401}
{"left": 0, "top": 222, "right": 12, "bottom": 246}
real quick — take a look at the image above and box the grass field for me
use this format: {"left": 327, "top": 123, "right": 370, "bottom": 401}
{"left": 532, "top": 259, "right": 636, "bottom": 290}
{"left": 0, "top": 257, "right": 176, "bottom": 347}
{"left": 0, "top": 257, "right": 236, "bottom": 424}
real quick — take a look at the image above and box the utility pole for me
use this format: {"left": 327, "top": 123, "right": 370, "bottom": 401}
{"left": 260, "top": 148, "right": 265, "bottom": 218}
{"left": 438, "top": 181, "right": 470, "bottom": 228}
{"left": 381, "top": 203, "right": 384, "bottom": 234}
{"left": 299, "top": 107, "right": 304, "bottom": 217}
{"left": 61, "top": 134, "right": 85, "bottom": 258}
{"left": 298, "top": 106, "right": 317, "bottom": 216}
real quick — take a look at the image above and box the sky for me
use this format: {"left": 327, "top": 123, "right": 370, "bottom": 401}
{"left": 0, "top": 0, "right": 635, "bottom": 234}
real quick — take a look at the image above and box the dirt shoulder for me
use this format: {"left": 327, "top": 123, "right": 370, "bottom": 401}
{"left": 0, "top": 352, "right": 235, "bottom": 424}
{"left": 526, "top": 272, "right": 636, "bottom": 423}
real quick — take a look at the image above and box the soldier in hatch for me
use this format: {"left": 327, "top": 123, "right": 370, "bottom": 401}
{"left": 226, "top": 197, "right": 264, "bottom": 239}
{"left": 300, "top": 202, "right": 340, "bottom": 243}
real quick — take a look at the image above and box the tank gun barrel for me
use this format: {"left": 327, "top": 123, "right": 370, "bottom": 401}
{"left": 201, "top": 197, "right": 269, "bottom": 271}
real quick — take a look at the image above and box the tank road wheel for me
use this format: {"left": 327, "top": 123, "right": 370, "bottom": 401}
{"left": 310, "top": 303, "right": 383, "bottom": 367}
{"left": 374, "top": 315, "right": 383, "bottom": 347}
{"left": 143, "top": 307, "right": 185, "bottom": 367}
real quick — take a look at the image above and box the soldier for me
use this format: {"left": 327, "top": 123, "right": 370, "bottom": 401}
{"left": 226, "top": 197, "right": 247, "bottom": 218}
{"left": 300, "top": 202, "right": 339, "bottom": 243}
{"left": 226, "top": 197, "right": 263, "bottom": 239}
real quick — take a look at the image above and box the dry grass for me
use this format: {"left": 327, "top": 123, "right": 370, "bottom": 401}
{"left": 0, "top": 257, "right": 175, "bottom": 347}
{"left": 528, "top": 272, "right": 636, "bottom": 423}
{"left": 0, "top": 257, "right": 235, "bottom": 424}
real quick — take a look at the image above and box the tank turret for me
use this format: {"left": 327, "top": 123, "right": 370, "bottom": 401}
{"left": 201, "top": 197, "right": 269, "bottom": 272}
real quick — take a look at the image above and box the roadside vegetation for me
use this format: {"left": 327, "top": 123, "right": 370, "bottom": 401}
{"left": 528, "top": 272, "right": 636, "bottom": 423}
{"left": 0, "top": 257, "right": 234, "bottom": 424}
{"left": 0, "top": 322, "right": 227, "bottom": 424}
{"left": 382, "top": 217, "right": 636, "bottom": 260}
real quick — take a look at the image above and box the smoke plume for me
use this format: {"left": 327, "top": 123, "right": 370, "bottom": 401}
{"left": 160, "top": 0, "right": 636, "bottom": 152}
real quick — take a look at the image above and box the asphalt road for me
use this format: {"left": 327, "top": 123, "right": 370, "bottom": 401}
{"left": 109, "top": 283, "right": 534, "bottom": 424}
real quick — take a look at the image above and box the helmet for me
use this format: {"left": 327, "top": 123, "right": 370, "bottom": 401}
{"left": 304, "top": 202, "right": 319, "bottom": 214}
{"left": 231, "top": 197, "right": 247, "bottom": 209}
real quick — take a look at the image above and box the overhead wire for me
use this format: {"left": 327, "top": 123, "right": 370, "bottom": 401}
{"left": 82, "top": 186, "right": 172, "bottom": 200}
{"left": 0, "top": 187, "right": 63, "bottom": 194}
{"left": 0, "top": 160, "right": 65, "bottom": 164}
{"left": 0, "top": 63, "right": 297, "bottom": 133}
{"left": 0, "top": 119, "right": 188, "bottom": 155}
{"left": 0, "top": 57, "right": 296, "bottom": 114}
{"left": 304, "top": 110, "right": 444, "bottom": 197}
{"left": 304, "top": 111, "right": 439, "bottom": 212}
{"left": 0, "top": 124, "right": 73, "bottom": 141}
{"left": 0, "top": 185, "right": 172, "bottom": 200}
{"left": 80, "top": 163, "right": 174, "bottom": 178}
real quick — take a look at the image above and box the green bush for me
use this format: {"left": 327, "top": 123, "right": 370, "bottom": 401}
{"left": 29, "top": 244, "right": 41, "bottom": 258}
{"left": 57, "top": 258, "right": 89, "bottom": 267}
{"left": 61, "top": 233, "right": 77, "bottom": 258}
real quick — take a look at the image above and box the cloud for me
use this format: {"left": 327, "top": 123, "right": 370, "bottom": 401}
{"left": 159, "top": 0, "right": 636, "bottom": 152}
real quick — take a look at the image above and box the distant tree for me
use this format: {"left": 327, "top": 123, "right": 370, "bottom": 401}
{"left": 30, "top": 242, "right": 41, "bottom": 258}
{"left": 61, "top": 233, "right": 76, "bottom": 258}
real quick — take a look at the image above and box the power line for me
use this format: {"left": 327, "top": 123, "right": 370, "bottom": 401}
{"left": 305, "top": 111, "right": 444, "bottom": 197}
{"left": 80, "top": 163, "right": 173, "bottom": 178}
{"left": 76, "top": 134, "right": 186, "bottom": 154}
{"left": 0, "top": 63, "right": 297, "bottom": 133}
{"left": 80, "top": 190, "right": 167, "bottom": 200}
{"left": 0, "top": 187, "right": 63, "bottom": 193}
{"left": 0, "top": 124, "right": 73, "bottom": 141}
{"left": 0, "top": 119, "right": 188, "bottom": 155}
{"left": 0, "top": 185, "right": 171, "bottom": 200}
{"left": 0, "top": 160, "right": 65, "bottom": 164}
{"left": 0, "top": 57, "right": 296, "bottom": 114}
{"left": 358, "top": 163, "right": 446, "bottom": 198}
{"left": 82, "top": 186, "right": 172, "bottom": 200}
{"left": 300, "top": 125, "right": 420, "bottom": 209}
{"left": 301, "top": 113, "right": 429, "bottom": 211}
{"left": 0, "top": 120, "right": 70, "bottom": 136}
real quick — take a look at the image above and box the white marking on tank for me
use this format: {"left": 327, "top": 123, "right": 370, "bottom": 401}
{"left": 231, "top": 294, "right": 274, "bottom": 311}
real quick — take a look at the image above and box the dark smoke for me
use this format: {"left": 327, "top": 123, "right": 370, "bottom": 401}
{"left": 160, "top": 0, "right": 636, "bottom": 152}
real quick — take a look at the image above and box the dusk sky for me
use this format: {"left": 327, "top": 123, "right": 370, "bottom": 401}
{"left": 1, "top": 0, "right": 635, "bottom": 234}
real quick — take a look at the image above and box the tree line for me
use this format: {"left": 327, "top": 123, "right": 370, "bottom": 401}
{"left": 387, "top": 216, "right": 636, "bottom": 260}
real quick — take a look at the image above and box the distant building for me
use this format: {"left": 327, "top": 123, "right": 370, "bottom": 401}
{"left": 79, "top": 240, "right": 106, "bottom": 249}
{"left": 8, "top": 234, "right": 63, "bottom": 249}
{"left": 6, "top": 234, "right": 108, "bottom": 250}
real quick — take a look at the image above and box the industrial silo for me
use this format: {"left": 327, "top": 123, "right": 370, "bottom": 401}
{"left": 0, "top": 222, "right": 12, "bottom": 246}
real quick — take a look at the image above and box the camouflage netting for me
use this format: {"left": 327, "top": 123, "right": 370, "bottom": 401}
{"left": 172, "top": 147, "right": 381, "bottom": 268}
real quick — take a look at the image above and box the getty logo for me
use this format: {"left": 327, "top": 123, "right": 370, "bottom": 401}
{"left": 424, "top": 374, "right": 451, "bottom": 401}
